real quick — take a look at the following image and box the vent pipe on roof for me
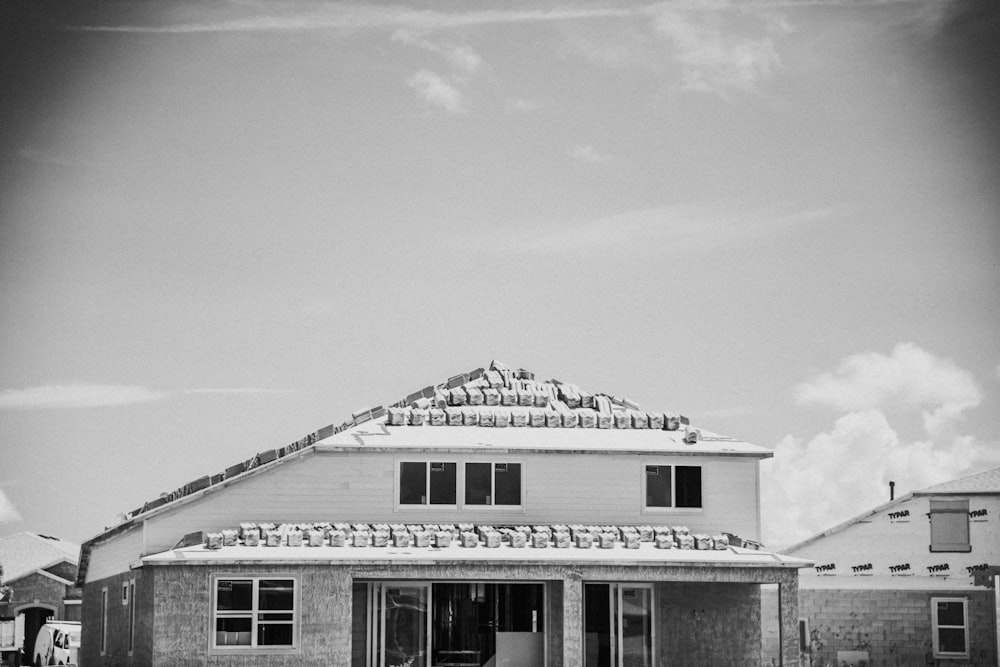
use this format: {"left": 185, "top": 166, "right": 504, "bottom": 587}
{"left": 889, "top": 480, "right": 895, "bottom": 501}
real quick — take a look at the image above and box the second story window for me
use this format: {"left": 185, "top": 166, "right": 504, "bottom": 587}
{"left": 399, "top": 462, "right": 457, "bottom": 505}
{"left": 645, "top": 465, "right": 702, "bottom": 509}
{"left": 465, "top": 462, "right": 522, "bottom": 506}
{"left": 929, "top": 498, "right": 970, "bottom": 552}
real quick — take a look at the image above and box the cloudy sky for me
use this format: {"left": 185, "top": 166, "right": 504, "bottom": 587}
{"left": 1, "top": 0, "right": 998, "bottom": 549}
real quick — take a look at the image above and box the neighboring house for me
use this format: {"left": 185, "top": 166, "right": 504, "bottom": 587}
{"left": 0, "top": 532, "right": 81, "bottom": 665}
{"left": 77, "top": 361, "right": 810, "bottom": 666}
{"left": 782, "top": 467, "right": 1000, "bottom": 666}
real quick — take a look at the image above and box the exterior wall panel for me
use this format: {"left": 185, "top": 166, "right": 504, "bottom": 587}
{"left": 85, "top": 526, "right": 144, "bottom": 584}
{"left": 142, "top": 451, "right": 761, "bottom": 556}
{"left": 791, "top": 495, "right": 1000, "bottom": 580}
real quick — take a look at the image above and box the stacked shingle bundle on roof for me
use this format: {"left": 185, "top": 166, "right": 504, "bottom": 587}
{"left": 203, "top": 522, "right": 757, "bottom": 552}
{"left": 385, "top": 360, "right": 690, "bottom": 433}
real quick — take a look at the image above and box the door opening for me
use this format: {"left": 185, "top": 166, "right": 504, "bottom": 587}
{"left": 366, "top": 582, "right": 545, "bottom": 667}
{"left": 584, "top": 584, "right": 653, "bottom": 667}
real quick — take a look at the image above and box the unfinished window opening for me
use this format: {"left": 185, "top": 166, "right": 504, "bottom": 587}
{"left": 929, "top": 498, "right": 970, "bottom": 552}
{"left": 399, "top": 462, "right": 457, "bottom": 506}
{"left": 465, "top": 462, "right": 522, "bottom": 507}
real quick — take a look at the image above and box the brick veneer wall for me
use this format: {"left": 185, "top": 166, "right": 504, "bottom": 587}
{"left": 795, "top": 588, "right": 998, "bottom": 667}
{"left": 1, "top": 571, "right": 72, "bottom": 618}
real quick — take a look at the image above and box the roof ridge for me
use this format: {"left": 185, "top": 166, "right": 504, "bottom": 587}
{"left": 915, "top": 465, "right": 1000, "bottom": 494}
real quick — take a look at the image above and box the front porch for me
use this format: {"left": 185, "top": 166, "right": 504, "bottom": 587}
{"left": 346, "top": 562, "right": 803, "bottom": 667}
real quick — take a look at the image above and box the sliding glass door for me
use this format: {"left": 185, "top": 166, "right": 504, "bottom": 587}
{"left": 584, "top": 584, "right": 653, "bottom": 667}
{"left": 366, "top": 582, "right": 544, "bottom": 667}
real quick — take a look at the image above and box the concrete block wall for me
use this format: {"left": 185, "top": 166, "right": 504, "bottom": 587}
{"left": 656, "top": 582, "right": 762, "bottom": 667}
{"left": 149, "top": 564, "right": 351, "bottom": 666}
{"left": 795, "top": 588, "right": 997, "bottom": 667}
{"left": 80, "top": 570, "right": 150, "bottom": 667}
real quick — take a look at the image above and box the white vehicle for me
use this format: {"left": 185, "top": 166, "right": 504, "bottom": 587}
{"left": 33, "top": 621, "right": 80, "bottom": 666}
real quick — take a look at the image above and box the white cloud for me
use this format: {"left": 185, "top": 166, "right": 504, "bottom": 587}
{"left": 569, "top": 144, "right": 613, "bottom": 164}
{"left": 504, "top": 97, "right": 539, "bottom": 113}
{"left": 467, "top": 203, "right": 832, "bottom": 256}
{"left": 649, "top": 6, "right": 785, "bottom": 98}
{"left": 0, "top": 488, "right": 22, "bottom": 524}
{"left": 183, "top": 388, "right": 295, "bottom": 395}
{"left": 762, "top": 344, "right": 999, "bottom": 549}
{"left": 794, "top": 343, "right": 981, "bottom": 436}
{"left": 0, "top": 384, "right": 292, "bottom": 409}
{"left": 69, "top": 5, "right": 636, "bottom": 33}
{"left": 0, "top": 384, "right": 168, "bottom": 409}
{"left": 392, "top": 30, "right": 482, "bottom": 76}
{"left": 406, "top": 69, "right": 467, "bottom": 113}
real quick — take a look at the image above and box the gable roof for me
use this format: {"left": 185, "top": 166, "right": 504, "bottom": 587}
{"left": 110, "top": 360, "right": 763, "bottom": 526}
{"left": 781, "top": 465, "right": 1000, "bottom": 555}
{"left": 78, "top": 360, "right": 766, "bottom": 583}
{"left": 913, "top": 465, "right": 1000, "bottom": 495}
{"left": 0, "top": 533, "right": 79, "bottom": 584}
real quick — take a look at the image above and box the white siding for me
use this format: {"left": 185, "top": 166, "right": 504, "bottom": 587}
{"left": 141, "top": 449, "right": 762, "bottom": 554}
{"left": 86, "top": 525, "right": 143, "bottom": 584}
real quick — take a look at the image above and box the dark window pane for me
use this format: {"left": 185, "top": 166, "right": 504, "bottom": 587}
{"left": 676, "top": 466, "right": 702, "bottom": 508}
{"left": 217, "top": 580, "right": 253, "bottom": 611}
{"left": 937, "top": 601, "right": 965, "bottom": 626}
{"left": 400, "top": 462, "right": 427, "bottom": 504}
{"left": 258, "top": 580, "right": 294, "bottom": 610}
{"left": 258, "top": 613, "right": 294, "bottom": 621}
{"left": 938, "top": 628, "right": 966, "bottom": 653}
{"left": 495, "top": 463, "right": 521, "bottom": 505}
{"left": 430, "top": 462, "right": 457, "bottom": 504}
{"left": 258, "top": 623, "right": 294, "bottom": 646}
{"left": 646, "top": 466, "right": 671, "bottom": 508}
{"left": 216, "top": 617, "right": 252, "bottom": 633}
{"left": 465, "top": 463, "right": 491, "bottom": 505}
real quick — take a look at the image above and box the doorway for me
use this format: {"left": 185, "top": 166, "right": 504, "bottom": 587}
{"left": 366, "top": 582, "right": 545, "bottom": 667}
{"left": 584, "top": 584, "right": 653, "bottom": 667}
{"left": 15, "top": 607, "right": 53, "bottom": 666}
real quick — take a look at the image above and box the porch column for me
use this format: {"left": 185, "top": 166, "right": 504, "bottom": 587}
{"left": 562, "top": 573, "right": 583, "bottom": 667}
{"left": 325, "top": 569, "right": 353, "bottom": 667}
{"left": 778, "top": 575, "right": 800, "bottom": 667}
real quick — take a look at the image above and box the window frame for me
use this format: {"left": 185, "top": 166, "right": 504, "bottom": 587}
{"left": 929, "top": 498, "right": 971, "bottom": 553}
{"left": 209, "top": 574, "right": 301, "bottom": 656}
{"left": 463, "top": 461, "right": 523, "bottom": 509}
{"left": 642, "top": 463, "right": 703, "bottom": 513}
{"left": 100, "top": 587, "right": 108, "bottom": 656}
{"left": 931, "top": 597, "right": 969, "bottom": 659}
{"left": 396, "top": 461, "right": 458, "bottom": 509}
{"left": 127, "top": 579, "right": 136, "bottom": 655}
